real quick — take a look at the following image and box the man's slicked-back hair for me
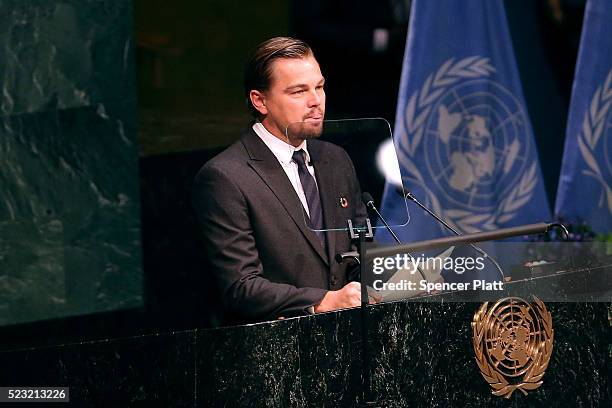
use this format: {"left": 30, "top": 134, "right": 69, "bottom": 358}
{"left": 244, "top": 37, "right": 313, "bottom": 118}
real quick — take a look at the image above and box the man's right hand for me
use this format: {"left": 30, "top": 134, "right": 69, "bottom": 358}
{"left": 314, "top": 282, "right": 361, "bottom": 313}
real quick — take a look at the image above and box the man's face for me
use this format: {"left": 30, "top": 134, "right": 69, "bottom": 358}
{"left": 252, "top": 55, "right": 326, "bottom": 145}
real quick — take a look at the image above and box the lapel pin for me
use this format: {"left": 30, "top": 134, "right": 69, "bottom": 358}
{"left": 339, "top": 197, "right": 348, "bottom": 208}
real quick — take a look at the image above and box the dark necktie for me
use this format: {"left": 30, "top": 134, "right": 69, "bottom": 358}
{"left": 292, "top": 150, "right": 326, "bottom": 248}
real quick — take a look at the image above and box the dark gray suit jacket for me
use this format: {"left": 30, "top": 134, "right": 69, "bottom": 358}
{"left": 193, "top": 127, "right": 367, "bottom": 323}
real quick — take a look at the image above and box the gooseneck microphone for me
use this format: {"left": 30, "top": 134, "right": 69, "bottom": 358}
{"left": 362, "top": 192, "right": 401, "bottom": 244}
{"left": 361, "top": 192, "right": 427, "bottom": 281}
{"left": 403, "top": 189, "right": 505, "bottom": 280}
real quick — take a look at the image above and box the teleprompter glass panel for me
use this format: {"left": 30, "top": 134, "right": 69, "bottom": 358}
{"left": 285, "top": 118, "right": 410, "bottom": 233}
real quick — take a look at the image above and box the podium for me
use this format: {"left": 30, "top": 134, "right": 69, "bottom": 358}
{"left": 0, "top": 263, "right": 609, "bottom": 406}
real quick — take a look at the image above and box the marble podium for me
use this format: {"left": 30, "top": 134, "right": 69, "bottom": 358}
{"left": 0, "top": 265, "right": 610, "bottom": 407}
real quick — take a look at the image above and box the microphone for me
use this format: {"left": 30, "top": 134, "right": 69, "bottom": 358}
{"left": 402, "top": 189, "right": 505, "bottom": 280}
{"left": 361, "top": 192, "right": 427, "bottom": 281}
{"left": 362, "top": 192, "right": 401, "bottom": 244}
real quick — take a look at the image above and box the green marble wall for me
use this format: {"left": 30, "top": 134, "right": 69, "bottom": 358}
{"left": 0, "top": 0, "right": 142, "bottom": 326}
{"left": 134, "top": 0, "right": 290, "bottom": 154}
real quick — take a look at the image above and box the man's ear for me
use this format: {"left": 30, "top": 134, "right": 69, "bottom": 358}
{"left": 249, "top": 90, "right": 267, "bottom": 116}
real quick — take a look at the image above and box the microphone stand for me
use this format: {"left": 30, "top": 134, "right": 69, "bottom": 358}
{"left": 367, "top": 222, "right": 568, "bottom": 258}
{"left": 363, "top": 195, "right": 427, "bottom": 282}
{"left": 403, "top": 191, "right": 506, "bottom": 281}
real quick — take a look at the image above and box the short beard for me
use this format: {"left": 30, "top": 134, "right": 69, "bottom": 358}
{"left": 288, "top": 120, "right": 324, "bottom": 142}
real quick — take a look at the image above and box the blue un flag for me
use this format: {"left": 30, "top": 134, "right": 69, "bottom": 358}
{"left": 555, "top": 0, "right": 612, "bottom": 234}
{"left": 379, "top": 0, "right": 551, "bottom": 243}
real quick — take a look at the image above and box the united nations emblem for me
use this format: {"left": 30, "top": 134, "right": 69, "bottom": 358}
{"left": 472, "top": 296, "right": 554, "bottom": 398}
{"left": 397, "top": 56, "right": 541, "bottom": 233}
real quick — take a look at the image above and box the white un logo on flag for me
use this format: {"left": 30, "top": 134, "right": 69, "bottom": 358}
{"left": 397, "top": 57, "right": 539, "bottom": 233}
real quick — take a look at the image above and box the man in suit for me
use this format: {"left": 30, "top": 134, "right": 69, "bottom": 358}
{"left": 193, "top": 37, "right": 367, "bottom": 324}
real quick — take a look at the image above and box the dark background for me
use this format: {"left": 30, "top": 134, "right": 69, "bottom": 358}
{"left": 0, "top": 0, "right": 585, "bottom": 350}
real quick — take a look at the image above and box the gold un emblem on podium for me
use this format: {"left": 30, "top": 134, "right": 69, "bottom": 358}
{"left": 472, "top": 296, "right": 554, "bottom": 398}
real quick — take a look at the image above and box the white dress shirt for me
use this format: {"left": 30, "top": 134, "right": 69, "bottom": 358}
{"left": 252, "top": 122, "right": 318, "bottom": 217}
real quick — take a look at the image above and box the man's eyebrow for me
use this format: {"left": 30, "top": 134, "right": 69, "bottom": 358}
{"left": 285, "top": 84, "right": 308, "bottom": 92}
{"left": 285, "top": 78, "right": 326, "bottom": 92}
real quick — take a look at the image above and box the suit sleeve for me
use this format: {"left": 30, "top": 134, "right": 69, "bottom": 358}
{"left": 193, "top": 164, "right": 327, "bottom": 321}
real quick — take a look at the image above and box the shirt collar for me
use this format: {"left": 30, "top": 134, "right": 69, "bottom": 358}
{"left": 252, "top": 122, "right": 310, "bottom": 165}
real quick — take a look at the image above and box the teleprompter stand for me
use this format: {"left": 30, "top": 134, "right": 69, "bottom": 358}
{"left": 346, "top": 219, "right": 379, "bottom": 407}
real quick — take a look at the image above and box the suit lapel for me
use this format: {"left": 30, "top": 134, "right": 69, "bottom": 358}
{"left": 309, "top": 141, "right": 338, "bottom": 267}
{"left": 242, "top": 129, "right": 329, "bottom": 266}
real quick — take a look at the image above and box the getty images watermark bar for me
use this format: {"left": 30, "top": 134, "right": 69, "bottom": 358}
{"left": 0, "top": 387, "right": 69, "bottom": 402}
